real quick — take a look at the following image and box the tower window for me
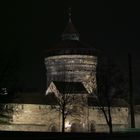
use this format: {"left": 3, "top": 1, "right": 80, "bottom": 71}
{"left": 39, "top": 106, "right": 41, "bottom": 110}
{"left": 50, "top": 125, "right": 57, "bottom": 132}
{"left": 21, "top": 105, "right": 24, "bottom": 110}
{"left": 90, "top": 123, "right": 95, "bottom": 132}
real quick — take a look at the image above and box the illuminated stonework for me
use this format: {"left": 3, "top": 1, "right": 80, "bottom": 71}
{"left": 0, "top": 14, "right": 130, "bottom": 133}
{"left": 45, "top": 55, "right": 97, "bottom": 93}
{"left": 0, "top": 103, "right": 129, "bottom": 132}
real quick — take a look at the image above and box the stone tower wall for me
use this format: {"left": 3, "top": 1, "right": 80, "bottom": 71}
{"left": 45, "top": 55, "right": 97, "bottom": 93}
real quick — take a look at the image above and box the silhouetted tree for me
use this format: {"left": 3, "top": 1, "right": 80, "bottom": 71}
{"left": 128, "top": 54, "right": 135, "bottom": 128}
{"left": 0, "top": 48, "right": 19, "bottom": 124}
{"left": 95, "top": 56, "right": 128, "bottom": 133}
{"left": 49, "top": 83, "right": 86, "bottom": 132}
{"left": 52, "top": 91, "right": 75, "bottom": 132}
{"left": 0, "top": 102, "right": 14, "bottom": 124}
{"left": 0, "top": 49, "right": 19, "bottom": 89}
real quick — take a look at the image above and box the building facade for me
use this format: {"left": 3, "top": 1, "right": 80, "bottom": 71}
{"left": 0, "top": 14, "right": 129, "bottom": 132}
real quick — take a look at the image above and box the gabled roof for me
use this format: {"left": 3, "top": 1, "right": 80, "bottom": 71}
{"left": 47, "top": 81, "right": 88, "bottom": 95}
{"left": 45, "top": 93, "right": 58, "bottom": 105}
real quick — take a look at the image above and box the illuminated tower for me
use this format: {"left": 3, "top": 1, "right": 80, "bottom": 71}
{"left": 44, "top": 11, "right": 97, "bottom": 93}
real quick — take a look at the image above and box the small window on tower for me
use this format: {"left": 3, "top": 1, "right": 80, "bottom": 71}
{"left": 39, "top": 106, "right": 41, "bottom": 110}
{"left": 90, "top": 123, "right": 96, "bottom": 132}
{"left": 5, "top": 104, "right": 8, "bottom": 109}
{"left": 21, "top": 105, "right": 24, "bottom": 110}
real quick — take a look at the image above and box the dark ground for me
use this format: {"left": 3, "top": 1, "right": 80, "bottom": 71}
{"left": 0, "top": 131, "right": 140, "bottom": 140}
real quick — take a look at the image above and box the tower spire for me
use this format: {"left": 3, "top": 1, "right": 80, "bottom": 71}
{"left": 68, "top": 7, "right": 72, "bottom": 22}
{"left": 62, "top": 8, "right": 80, "bottom": 41}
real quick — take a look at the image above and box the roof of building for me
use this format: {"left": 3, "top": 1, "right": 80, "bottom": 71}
{"left": 45, "top": 93, "right": 58, "bottom": 105}
{"left": 62, "top": 20, "right": 79, "bottom": 37}
{"left": 61, "top": 8, "right": 79, "bottom": 41}
{"left": 0, "top": 89, "right": 128, "bottom": 107}
{"left": 45, "top": 40, "right": 98, "bottom": 57}
{"left": 0, "top": 81, "right": 88, "bottom": 105}
{"left": 52, "top": 81, "right": 88, "bottom": 95}
{"left": 88, "top": 96, "right": 128, "bottom": 107}
{"left": 0, "top": 91, "right": 47, "bottom": 105}
{"left": 45, "top": 15, "right": 98, "bottom": 57}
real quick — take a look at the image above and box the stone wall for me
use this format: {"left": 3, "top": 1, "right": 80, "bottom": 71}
{"left": 0, "top": 124, "right": 49, "bottom": 132}
{"left": 12, "top": 104, "right": 60, "bottom": 127}
{"left": 135, "top": 114, "right": 140, "bottom": 128}
{"left": 0, "top": 103, "right": 129, "bottom": 132}
{"left": 45, "top": 55, "right": 97, "bottom": 93}
{"left": 88, "top": 107, "right": 129, "bottom": 132}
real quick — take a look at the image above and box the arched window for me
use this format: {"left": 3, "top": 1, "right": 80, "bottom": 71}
{"left": 71, "top": 123, "right": 77, "bottom": 132}
{"left": 70, "top": 120, "right": 83, "bottom": 132}
{"left": 90, "top": 123, "right": 95, "bottom": 132}
{"left": 49, "top": 125, "right": 57, "bottom": 132}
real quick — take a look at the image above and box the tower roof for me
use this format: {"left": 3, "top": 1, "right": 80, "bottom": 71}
{"left": 45, "top": 9, "right": 98, "bottom": 57}
{"left": 62, "top": 8, "right": 80, "bottom": 41}
{"left": 52, "top": 81, "right": 88, "bottom": 94}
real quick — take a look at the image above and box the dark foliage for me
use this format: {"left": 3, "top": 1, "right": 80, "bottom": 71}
{"left": 95, "top": 56, "right": 129, "bottom": 133}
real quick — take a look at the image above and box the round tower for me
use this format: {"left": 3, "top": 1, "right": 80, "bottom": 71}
{"left": 44, "top": 13, "right": 97, "bottom": 93}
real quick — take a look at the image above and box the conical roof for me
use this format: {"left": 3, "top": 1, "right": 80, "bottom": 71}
{"left": 61, "top": 12, "right": 79, "bottom": 41}
{"left": 62, "top": 20, "right": 79, "bottom": 38}
{"left": 45, "top": 11, "right": 97, "bottom": 57}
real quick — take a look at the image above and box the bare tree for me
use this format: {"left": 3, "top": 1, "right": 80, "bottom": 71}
{"left": 0, "top": 48, "right": 19, "bottom": 89}
{"left": 0, "top": 103, "right": 14, "bottom": 124}
{"left": 0, "top": 48, "right": 19, "bottom": 124}
{"left": 0, "top": 88, "right": 21, "bottom": 124}
{"left": 52, "top": 91, "right": 75, "bottom": 132}
{"left": 95, "top": 57, "right": 128, "bottom": 133}
{"left": 128, "top": 54, "right": 135, "bottom": 128}
{"left": 48, "top": 82, "right": 86, "bottom": 132}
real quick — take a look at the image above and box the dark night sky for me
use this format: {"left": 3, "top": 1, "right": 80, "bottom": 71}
{"left": 5, "top": 1, "right": 140, "bottom": 102}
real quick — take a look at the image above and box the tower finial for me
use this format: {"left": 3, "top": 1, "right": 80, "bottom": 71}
{"left": 62, "top": 7, "right": 79, "bottom": 41}
{"left": 68, "top": 7, "right": 72, "bottom": 22}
